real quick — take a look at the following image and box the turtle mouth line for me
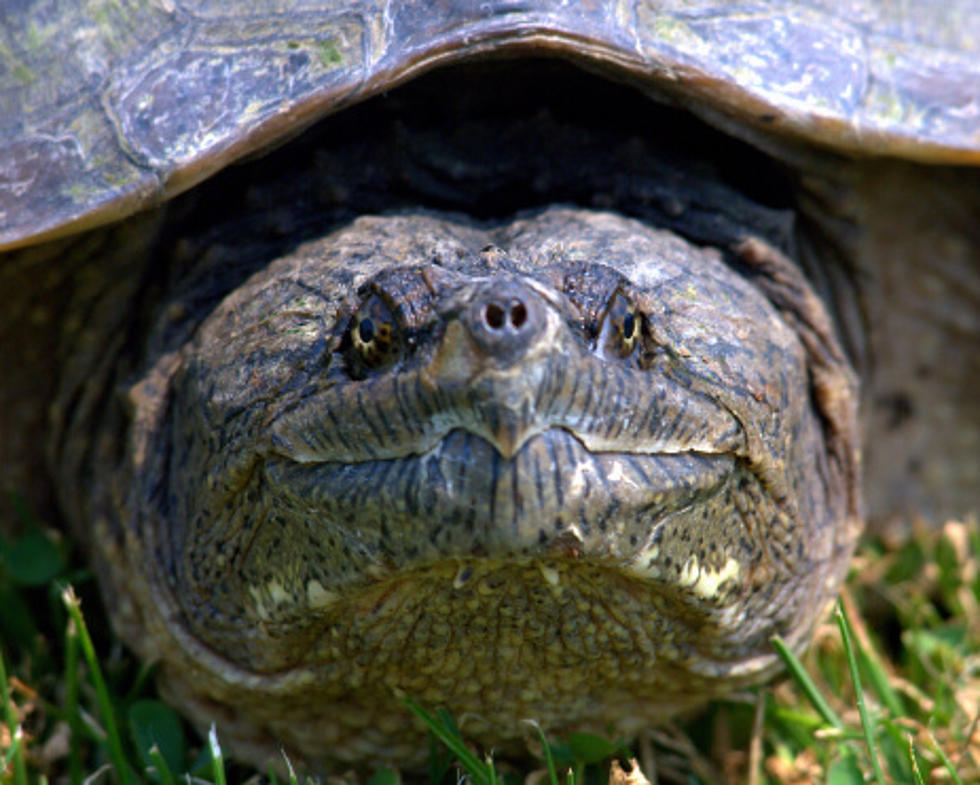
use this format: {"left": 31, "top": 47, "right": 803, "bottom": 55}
{"left": 265, "top": 426, "right": 736, "bottom": 559}
{"left": 268, "top": 357, "right": 746, "bottom": 469}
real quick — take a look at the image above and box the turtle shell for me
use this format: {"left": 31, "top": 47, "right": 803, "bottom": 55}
{"left": 2, "top": 0, "right": 978, "bottom": 251}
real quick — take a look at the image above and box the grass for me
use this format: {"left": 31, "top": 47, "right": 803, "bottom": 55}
{"left": 1, "top": 507, "right": 978, "bottom": 785}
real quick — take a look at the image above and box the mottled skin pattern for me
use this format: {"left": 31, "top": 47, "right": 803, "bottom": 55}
{"left": 0, "top": 0, "right": 976, "bottom": 775}
{"left": 103, "top": 208, "right": 859, "bottom": 770}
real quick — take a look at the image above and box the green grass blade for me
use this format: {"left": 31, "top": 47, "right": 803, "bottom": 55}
{"left": 1, "top": 646, "right": 29, "bottom": 785}
{"left": 64, "top": 612, "right": 83, "bottom": 785}
{"left": 1, "top": 726, "right": 24, "bottom": 783}
{"left": 1, "top": 727, "right": 26, "bottom": 785}
{"left": 401, "top": 697, "right": 492, "bottom": 785}
{"left": 857, "top": 646, "right": 904, "bottom": 719}
{"left": 282, "top": 750, "right": 300, "bottom": 785}
{"left": 208, "top": 724, "right": 228, "bottom": 785}
{"left": 486, "top": 754, "right": 499, "bottom": 785}
{"left": 60, "top": 585, "right": 134, "bottom": 785}
{"left": 524, "top": 720, "right": 559, "bottom": 785}
{"left": 149, "top": 744, "right": 178, "bottom": 785}
{"left": 908, "top": 737, "right": 926, "bottom": 785}
{"left": 927, "top": 728, "right": 965, "bottom": 785}
{"left": 840, "top": 592, "right": 904, "bottom": 719}
{"left": 771, "top": 634, "right": 844, "bottom": 730}
{"left": 426, "top": 728, "right": 453, "bottom": 785}
{"left": 836, "top": 601, "right": 886, "bottom": 785}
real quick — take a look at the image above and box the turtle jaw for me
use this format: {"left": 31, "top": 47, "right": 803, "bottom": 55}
{"left": 264, "top": 425, "right": 738, "bottom": 571}
{"left": 231, "top": 426, "right": 756, "bottom": 676}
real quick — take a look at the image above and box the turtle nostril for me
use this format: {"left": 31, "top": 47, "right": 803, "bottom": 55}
{"left": 465, "top": 283, "right": 544, "bottom": 362}
{"left": 484, "top": 299, "right": 529, "bottom": 330}
{"left": 485, "top": 302, "right": 506, "bottom": 329}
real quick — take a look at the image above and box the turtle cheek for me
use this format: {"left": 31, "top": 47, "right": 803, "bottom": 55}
{"left": 616, "top": 262, "right": 854, "bottom": 644}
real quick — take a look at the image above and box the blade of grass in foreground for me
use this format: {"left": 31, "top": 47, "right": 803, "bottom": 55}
{"left": 909, "top": 736, "right": 927, "bottom": 785}
{"left": 401, "top": 696, "right": 496, "bottom": 785}
{"left": 836, "top": 600, "right": 886, "bottom": 785}
{"left": 282, "top": 750, "right": 300, "bottom": 785}
{"left": 64, "top": 611, "right": 83, "bottom": 785}
{"left": 927, "top": 726, "right": 966, "bottom": 785}
{"left": 524, "top": 719, "right": 560, "bottom": 785}
{"left": 857, "top": 643, "right": 905, "bottom": 720}
{"left": 148, "top": 744, "right": 177, "bottom": 785}
{"left": 1, "top": 645, "right": 29, "bottom": 785}
{"left": 771, "top": 634, "right": 844, "bottom": 730}
{"left": 61, "top": 585, "right": 135, "bottom": 785}
{"left": 1, "top": 727, "right": 25, "bottom": 785}
{"left": 208, "top": 724, "right": 228, "bottom": 785}
{"left": 840, "top": 591, "right": 905, "bottom": 719}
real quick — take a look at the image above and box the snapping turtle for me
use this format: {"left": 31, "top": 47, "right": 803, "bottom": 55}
{"left": 2, "top": 0, "right": 978, "bottom": 774}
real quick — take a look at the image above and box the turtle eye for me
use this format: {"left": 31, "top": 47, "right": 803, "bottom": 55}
{"left": 597, "top": 291, "right": 640, "bottom": 359}
{"left": 348, "top": 295, "right": 401, "bottom": 373}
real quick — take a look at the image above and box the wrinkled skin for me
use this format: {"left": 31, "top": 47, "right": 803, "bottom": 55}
{"left": 2, "top": 56, "right": 973, "bottom": 775}
{"left": 101, "top": 207, "right": 859, "bottom": 769}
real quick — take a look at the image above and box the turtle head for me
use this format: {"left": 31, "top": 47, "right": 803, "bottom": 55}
{"left": 126, "top": 207, "right": 858, "bottom": 726}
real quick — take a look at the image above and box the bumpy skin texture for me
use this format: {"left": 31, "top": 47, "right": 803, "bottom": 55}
{"left": 111, "top": 207, "right": 859, "bottom": 770}
{"left": 0, "top": 0, "right": 973, "bottom": 772}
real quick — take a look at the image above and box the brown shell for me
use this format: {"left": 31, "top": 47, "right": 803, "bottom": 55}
{"left": 1, "top": 0, "right": 978, "bottom": 251}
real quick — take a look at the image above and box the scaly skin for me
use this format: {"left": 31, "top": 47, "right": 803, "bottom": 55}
{"left": 96, "top": 207, "right": 861, "bottom": 772}
{"left": 0, "top": 12, "right": 973, "bottom": 770}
